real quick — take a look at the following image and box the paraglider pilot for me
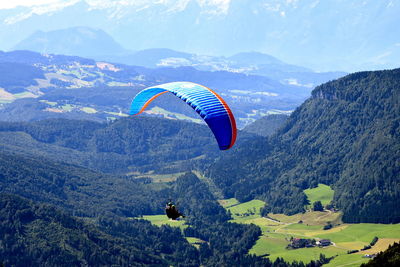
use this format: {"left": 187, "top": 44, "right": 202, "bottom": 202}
{"left": 165, "top": 200, "right": 185, "bottom": 220}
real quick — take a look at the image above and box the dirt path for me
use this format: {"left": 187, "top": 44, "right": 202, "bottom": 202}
{"left": 264, "top": 217, "right": 287, "bottom": 225}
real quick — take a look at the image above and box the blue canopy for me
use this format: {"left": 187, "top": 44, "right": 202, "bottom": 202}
{"left": 130, "top": 82, "right": 236, "bottom": 150}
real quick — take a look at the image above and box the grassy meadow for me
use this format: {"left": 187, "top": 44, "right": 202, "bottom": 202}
{"left": 219, "top": 184, "right": 400, "bottom": 266}
{"left": 304, "top": 183, "right": 335, "bottom": 208}
{"left": 141, "top": 215, "right": 187, "bottom": 230}
{"left": 128, "top": 171, "right": 185, "bottom": 183}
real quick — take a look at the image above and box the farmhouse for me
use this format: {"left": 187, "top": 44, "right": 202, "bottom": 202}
{"left": 287, "top": 238, "right": 316, "bottom": 249}
{"left": 317, "top": 239, "right": 331, "bottom": 246}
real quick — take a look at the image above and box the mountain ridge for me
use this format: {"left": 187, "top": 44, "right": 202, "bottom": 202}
{"left": 14, "top": 26, "right": 128, "bottom": 57}
{"left": 1, "top": 0, "right": 399, "bottom": 71}
{"left": 0, "top": 49, "right": 344, "bottom": 128}
{"left": 208, "top": 68, "right": 400, "bottom": 223}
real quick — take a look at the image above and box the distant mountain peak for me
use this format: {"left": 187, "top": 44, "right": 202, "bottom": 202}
{"left": 229, "top": 52, "right": 284, "bottom": 65}
{"left": 1, "top": 0, "right": 399, "bottom": 71}
{"left": 13, "top": 26, "right": 127, "bottom": 57}
{"left": 3, "top": 0, "right": 84, "bottom": 25}
{"left": 2, "top": 0, "right": 232, "bottom": 20}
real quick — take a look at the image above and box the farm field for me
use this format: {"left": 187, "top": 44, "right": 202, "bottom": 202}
{"left": 80, "top": 107, "right": 97, "bottom": 114}
{"left": 141, "top": 215, "right": 187, "bottom": 230}
{"left": 128, "top": 171, "right": 185, "bottom": 183}
{"left": 227, "top": 199, "right": 265, "bottom": 219}
{"left": 186, "top": 237, "right": 206, "bottom": 249}
{"left": 304, "top": 183, "right": 334, "bottom": 208}
{"left": 221, "top": 197, "right": 400, "bottom": 266}
{"left": 323, "top": 254, "right": 370, "bottom": 267}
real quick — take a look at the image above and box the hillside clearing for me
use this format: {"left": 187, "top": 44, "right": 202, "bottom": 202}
{"left": 141, "top": 215, "right": 187, "bottom": 230}
{"left": 304, "top": 183, "right": 334, "bottom": 208}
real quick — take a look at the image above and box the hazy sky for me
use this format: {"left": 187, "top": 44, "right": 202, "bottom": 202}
{"left": 0, "top": 0, "right": 232, "bottom": 9}
{"left": 0, "top": 0, "right": 61, "bottom": 9}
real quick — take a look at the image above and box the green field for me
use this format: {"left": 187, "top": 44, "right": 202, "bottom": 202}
{"left": 39, "top": 100, "right": 58, "bottom": 106}
{"left": 61, "top": 104, "right": 75, "bottom": 112}
{"left": 80, "top": 107, "right": 97, "bottom": 114}
{"left": 227, "top": 199, "right": 265, "bottom": 219}
{"left": 317, "top": 223, "right": 400, "bottom": 243}
{"left": 141, "top": 215, "right": 187, "bottom": 230}
{"left": 324, "top": 254, "right": 369, "bottom": 267}
{"left": 218, "top": 198, "right": 239, "bottom": 208}
{"left": 304, "top": 183, "right": 334, "bottom": 207}
{"left": 186, "top": 237, "right": 206, "bottom": 249}
{"left": 128, "top": 171, "right": 185, "bottom": 183}
{"left": 14, "top": 91, "right": 36, "bottom": 99}
{"left": 221, "top": 198, "right": 400, "bottom": 266}
{"left": 268, "top": 210, "right": 342, "bottom": 226}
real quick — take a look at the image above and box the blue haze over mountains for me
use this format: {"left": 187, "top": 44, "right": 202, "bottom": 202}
{"left": 1, "top": 49, "right": 332, "bottom": 128}
{"left": 1, "top": 0, "right": 399, "bottom": 72}
{"left": 12, "top": 26, "right": 345, "bottom": 86}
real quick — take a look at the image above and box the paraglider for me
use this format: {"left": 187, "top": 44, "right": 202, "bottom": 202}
{"left": 165, "top": 200, "right": 185, "bottom": 220}
{"left": 129, "top": 82, "right": 236, "bottom": 150}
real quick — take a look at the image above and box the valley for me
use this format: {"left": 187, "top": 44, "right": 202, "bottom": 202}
{"left": 121, "top": 177, "right": 400, "bottom": 267}
{"left": 0, "top": 67, "right": 398, "bottom": 266}
{"left": 0, "top": 1, "right": 399, "bottom": 266}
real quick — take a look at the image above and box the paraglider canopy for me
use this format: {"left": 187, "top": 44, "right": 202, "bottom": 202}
{"left": 130, "top": 82, "right": 237, "bottom": 150}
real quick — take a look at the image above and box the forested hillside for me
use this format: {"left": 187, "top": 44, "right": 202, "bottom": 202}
{"left": 0, "top": 150, "right": 166, "bottom": 217}
{"left": 0, "top": 116, "right": 230, "bottom": 174}
{"left": 0, "top": 194, "right": 198, "bottom": 266}
{"left": 243, "top": 114, "right": 288, "bottom": 137}
{"left": 208, "top": 68, "right": 400, "bottom": 223}
{"left": 0, "top": 175, "right": 328, "bottom": 266}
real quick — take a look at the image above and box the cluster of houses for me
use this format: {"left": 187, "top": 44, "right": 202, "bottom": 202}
{"left": 287, "top": 238, "right": 331, "bottom": 249}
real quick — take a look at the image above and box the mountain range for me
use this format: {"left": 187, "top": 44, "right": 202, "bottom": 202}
{"left": 14, "top": 27, "right": 127, "bottom": 58}
{"left": 12, "top": 27, "right": 345, "bottom": 84}
{"left": 0, "top": 50, "right": 344, "bottom": 128}
{"left": 0, "top": 0, "right": 399, "bottom": 71}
